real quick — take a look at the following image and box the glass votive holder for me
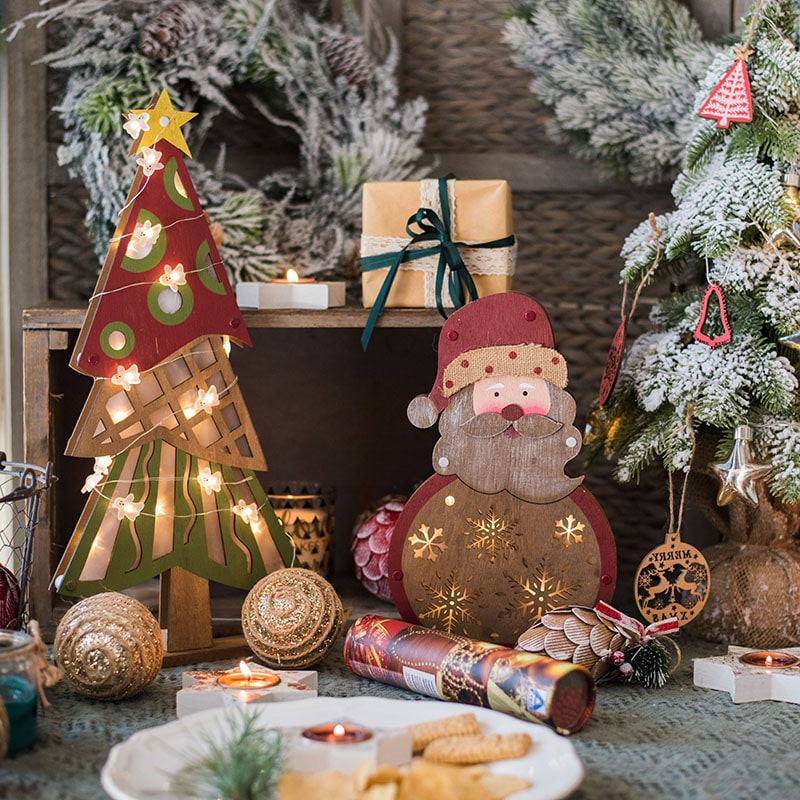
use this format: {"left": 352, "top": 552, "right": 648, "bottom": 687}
{"left": 0, "top": 630, "right": 38, "bottom": 753}
{"left": 267, "top": 482, "right": 335, "bottom": 578}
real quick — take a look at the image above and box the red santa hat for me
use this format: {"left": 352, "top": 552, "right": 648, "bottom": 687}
{"left": 429, "top": 292, "right": 567, "bottom": 413}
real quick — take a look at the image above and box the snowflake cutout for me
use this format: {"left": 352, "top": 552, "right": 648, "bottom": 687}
{"left": 505, "top": 560, "right": 578, "bottom": 625}
{"left": 554, "top": 514, "right": 585, "bottom": 547}
{"left": 463, "top": 507, "right": 518, "bottom": 562}
{"left": 418, "top": 571, "right": 478, "bottom": 635}
{"left": 408, "top": 523, "right": 447, "bottom": 561}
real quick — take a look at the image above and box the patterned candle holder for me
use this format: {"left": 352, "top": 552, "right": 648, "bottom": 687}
{"left": 267, "top": 483, "right": 334, "bottom": 577}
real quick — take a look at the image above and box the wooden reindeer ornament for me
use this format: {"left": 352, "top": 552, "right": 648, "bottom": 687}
{"left": 389, "top": 292, "right": 617, "bottom": 645}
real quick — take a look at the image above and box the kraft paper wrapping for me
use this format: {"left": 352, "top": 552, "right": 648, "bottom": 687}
{"left": 360, "top": 179, "right": 515, "bottom": 309}
{"left": 344, "top": 615, "right": 595, "bottom": 734}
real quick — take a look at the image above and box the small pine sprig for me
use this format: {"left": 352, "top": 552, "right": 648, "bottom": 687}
{"left": 172, "top": 709, "right": 283, "bottom": 800}
{"left": 627, "top": 639, "right": 673, "bottom": 689}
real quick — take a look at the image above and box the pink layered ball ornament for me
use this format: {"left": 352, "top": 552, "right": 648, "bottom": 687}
{"left": 0, "top": 565, "right": 20, "bottom": 629}
{"left": 351, "top": 498, "right": 405, "bottom": 602}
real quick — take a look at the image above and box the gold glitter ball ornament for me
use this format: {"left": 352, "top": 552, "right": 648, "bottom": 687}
{"left": 242, "top": 568, "right": 345, "bottom": 668}
{"left": 54, "top": 592, "right": 163, "bottom": 700}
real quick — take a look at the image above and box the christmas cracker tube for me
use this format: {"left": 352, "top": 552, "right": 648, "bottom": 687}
{"left": 344, "top": 615, "right": 595, "bottom": 734}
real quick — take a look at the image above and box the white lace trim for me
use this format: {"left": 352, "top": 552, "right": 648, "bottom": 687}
{"left": 361, "top": 179, "right": 516, "bottom": 308}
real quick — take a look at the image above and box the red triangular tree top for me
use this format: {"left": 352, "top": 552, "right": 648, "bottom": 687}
{"left": 71, "top": 139, "right": 250, "bottom": 379}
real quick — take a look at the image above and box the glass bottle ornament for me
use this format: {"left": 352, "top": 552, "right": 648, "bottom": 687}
{"left": 0, "top": 631, "right": 38, "bottom": 753}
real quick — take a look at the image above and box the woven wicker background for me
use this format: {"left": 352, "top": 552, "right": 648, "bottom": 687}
{"left": 44, "top": 0, "right": 683, "bottom": 601}
{"left": 401, "top": 0, "right": 551, "bottom": 152}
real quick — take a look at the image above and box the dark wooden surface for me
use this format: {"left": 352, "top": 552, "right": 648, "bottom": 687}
{"left": 22, "top": 305, "right": 445, "bottom": 636}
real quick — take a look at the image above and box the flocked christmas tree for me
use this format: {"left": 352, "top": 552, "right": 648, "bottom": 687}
{"left": 53, "top": 90, "right": 294, "bottom": 650}
{"left": 589, "top": 0, "right": 800, "bottom": 648}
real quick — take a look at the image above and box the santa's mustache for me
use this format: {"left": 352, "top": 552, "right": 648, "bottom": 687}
{"left": 460, "top": 411, "right": 563, "bottom": 439}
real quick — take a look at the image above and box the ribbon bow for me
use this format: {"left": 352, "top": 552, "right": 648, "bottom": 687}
{"left": 594, "top": 601, "right": 679, "bottom": 644}
{"left": 360, "top": 178, "right": 515, "bottom": 350}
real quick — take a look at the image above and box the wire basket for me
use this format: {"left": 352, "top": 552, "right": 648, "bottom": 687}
{"left": 0, "top": 454, "right": 55, "bottom": 631}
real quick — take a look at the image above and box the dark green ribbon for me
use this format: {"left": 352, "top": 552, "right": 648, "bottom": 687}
{"left": 360, "top": 179, "right": 515, "bottom": 350}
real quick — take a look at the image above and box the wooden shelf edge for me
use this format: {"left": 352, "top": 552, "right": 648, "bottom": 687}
{"left": 22, "top": 305, "right": 445, "bottom": 330}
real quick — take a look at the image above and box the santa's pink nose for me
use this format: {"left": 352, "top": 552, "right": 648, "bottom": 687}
{"left": 501, "top": 404, "right": 524, "bottom": 421}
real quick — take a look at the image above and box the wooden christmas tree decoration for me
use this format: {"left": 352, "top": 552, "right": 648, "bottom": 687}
{"left": 697, "top": 49, "right": 753, "bottom": 129}
{"left": 53, "top": 89, "right": 294, "bottom": 664}
{"left": 389, "top": 293, "right": 617, "bottom": 645}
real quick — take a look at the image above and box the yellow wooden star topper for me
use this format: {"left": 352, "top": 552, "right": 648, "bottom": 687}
{"left": 126, "top": 88, "right": 197, "bottom": 157}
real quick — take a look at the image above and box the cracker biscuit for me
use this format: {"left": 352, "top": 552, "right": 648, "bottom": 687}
{"left": 407, "top": 713, "right": 481, "bottom": 752}
{"left": 422, "top": 732, "right": 532, "bottom": 764}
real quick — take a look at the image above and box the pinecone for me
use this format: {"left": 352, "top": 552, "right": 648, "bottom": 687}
{"left": 351, "top": 495, "right": 406, "bottom": 602}
{"left": 517, "top": 606, "right": 629, "bottom": 681}
{"left": 320, "top": 28, "right": 375, "bottom": 91}
{"left": 139, "top": 2, "right": 197, "bottom": 61}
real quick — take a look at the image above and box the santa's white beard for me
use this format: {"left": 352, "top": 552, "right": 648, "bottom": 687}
{"left": 431, "top": 386, "right": 583, "bottom": 503}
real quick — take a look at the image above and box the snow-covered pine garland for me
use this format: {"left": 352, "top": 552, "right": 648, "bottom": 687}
{"left": 6, "top": 0, "right": 427, "bottom": 286}
{"left": 502, "top": 0, "right": 721, "bottom": 185}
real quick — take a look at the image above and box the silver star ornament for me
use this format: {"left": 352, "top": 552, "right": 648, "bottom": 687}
{"left": 711, "top": 425, "right": 772, "bottom": 507}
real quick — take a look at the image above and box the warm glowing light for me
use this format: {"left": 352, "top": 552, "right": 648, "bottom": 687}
{"left": 109, "top": 406, "right": 132, "bottom": 425}
{"left": 108, "top": 330, "right": 128, "bottom": 351}
{"left": 444, "top": 495, "right": 455, "bottom": 506}
{"left": 94, "top": 455, "right": 113, "bottom": 475}
{"left": 239, "top": 661, "right": 252, "bottom": 679}
{"left": 332, "top": 724, "right": 346, "bottom": 738}
{"left": 155, "top": 503, "right": 168, "bottom": 517}
{"left": 81, "top": 472, "right": 103, "bottom": 494}
{"left": 112, "top": 493, "right": 144, "bottom": 522}
{"left": 136, "top": 146, "right": 165, "bottom": 176}
{"left": 286, "top": 268, "right": 300, "bottom": 283}
{"left": 766, "top": 655, "right": 773, "bottom": 667}
{"left": 233, "top": 499, "right": 260, "bottom": 525}
{"left": 222, "top": 336, "right": 231, "bottom": 356}
{"left": 193, "top": 385, "right": 220, "bottom": 415}
{"left": 197, "top": 467, "right": 223, "bottom": 496}
{"left": 126, "top": 219, "right": 162, "bottom": 260}
{"left": 123, "top": 111, "right": 150, "bottom": 140}
{"left": 159, "top": 262, "right": 187, "bottom": 292}
{"left": 111, "top": 363, "right": 141, "bottom": 392}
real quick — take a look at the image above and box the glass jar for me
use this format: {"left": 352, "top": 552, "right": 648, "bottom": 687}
{"left": 0, "top": 630, "right": 38, "bottom": 753}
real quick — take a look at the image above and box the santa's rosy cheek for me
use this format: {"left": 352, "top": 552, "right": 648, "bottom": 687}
{"left": 521, "top": 404, "right": 548, "bottom": 416}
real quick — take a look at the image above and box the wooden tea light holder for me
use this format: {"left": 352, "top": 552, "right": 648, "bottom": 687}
{"left": 176, "top": 660, "right": 318, "bottom": 718}
{"left": 693, "top": 646, "right": 800, "bottom": 703}
{"left": 282, "top": 721, "right": 411, "bottom": 773}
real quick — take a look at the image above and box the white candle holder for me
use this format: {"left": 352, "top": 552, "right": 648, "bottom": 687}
{"left": 236, "top": 277, "right": 346, "bottom": 310}
{"left": 693, "top": 645, "right": 800, "bottom": 703}
{"left": 282, "top": 719, "right": 412, "bottom": 773}
{"left": 176, "top": 663, "right": 318, "bottom": 718}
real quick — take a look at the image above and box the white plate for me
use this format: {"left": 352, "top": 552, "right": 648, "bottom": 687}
{"left": 101, "top": 696, "right": 583, "bottom": 800}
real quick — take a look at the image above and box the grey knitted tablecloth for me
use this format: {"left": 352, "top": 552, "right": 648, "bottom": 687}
{"left": 2, "top": 611, "right": 800, "bottom": 800}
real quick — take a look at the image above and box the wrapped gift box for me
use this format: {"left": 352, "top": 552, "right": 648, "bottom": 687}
{"left": 360, "top": 178, "right": 516, "bottom": 309}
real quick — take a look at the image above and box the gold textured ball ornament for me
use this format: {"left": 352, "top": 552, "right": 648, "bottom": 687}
{"left": 242, "top": 568, "right": 345, "bottom": 668}
{"left": 54, "top": 592, "right": 163, "bottom": 700}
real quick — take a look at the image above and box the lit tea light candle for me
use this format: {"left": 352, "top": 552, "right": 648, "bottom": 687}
{"left": 694, "top": 645, "right": 800, "bottom": 704}
{"left": 176, "top": 664, "right": 317, "bottom": 718}
{"left": 273, "top": 268, "right": 316, "bottom": 284}
{"left": 217, "top": 660, "right": 282, "bottom": 690}
{"left": 236, "top": 268, "right": 346, "bottom": 310}
{"left": 738, "top": 650, "right": 800, "bottom": 669}
{"left": 302, "top": 722, "right": 373, "bottom": 744}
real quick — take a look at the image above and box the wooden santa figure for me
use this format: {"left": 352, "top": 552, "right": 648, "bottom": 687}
{"left": 389, "top": 292, "right": 616, "bottom": 645}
